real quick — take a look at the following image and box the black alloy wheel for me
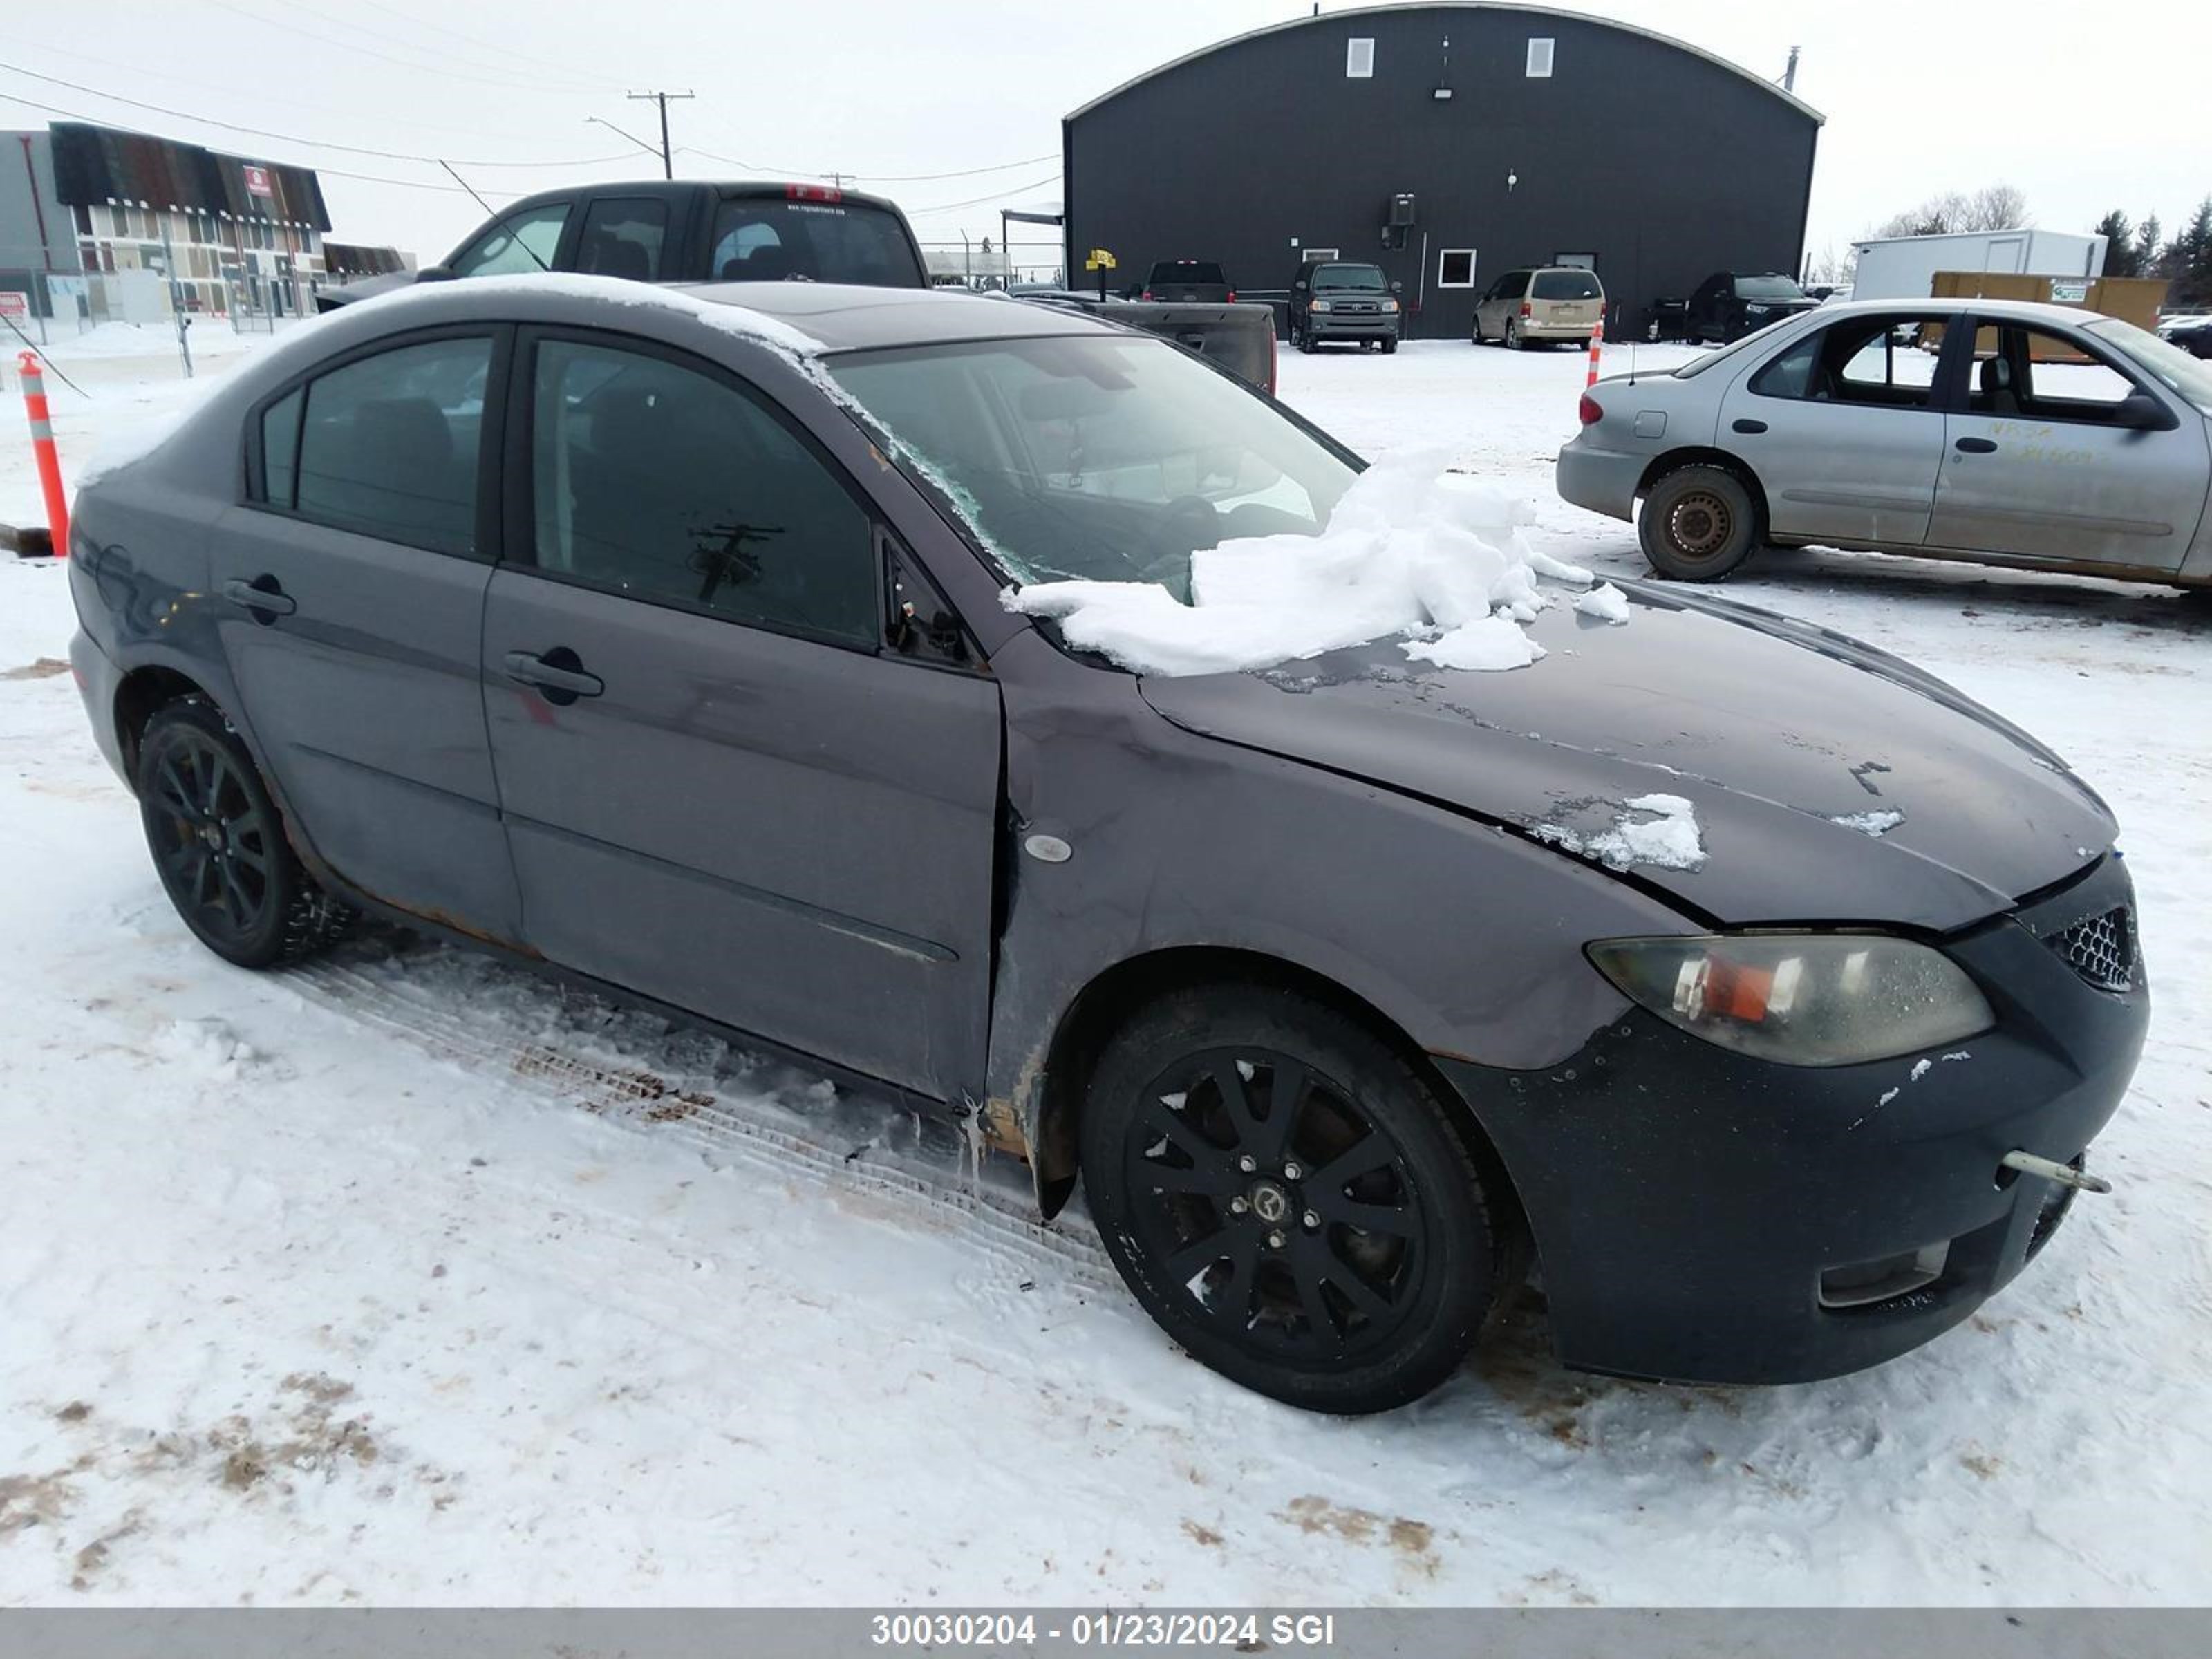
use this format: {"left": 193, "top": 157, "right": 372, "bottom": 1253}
{"left": 137, "top": 699, "right": 353, "bottom": 967}
{"left": 1082, "top": 984, "right": 1514, "bottom": 1414}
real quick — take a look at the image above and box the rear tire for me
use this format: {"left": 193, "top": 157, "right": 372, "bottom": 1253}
{"left": 136, "top": 698, "right": 355, "bottom": 968}
{"left": 1505, "top": 319, "right": 1525, "bottom": 350}
{"left": 1080, "top": 982, "right": 1515, "bottom": 1414}
{"left": 1638, "top": 464, "right": 1761, "bottom": 582}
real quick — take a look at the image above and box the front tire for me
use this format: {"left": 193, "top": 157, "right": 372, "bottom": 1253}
{"left": 1638, "top": 464, "right": 1760, "bottom": 581}
{"left": 1381, "top": 336, "right": 1398, "bottom": 355}
{"left": 1080, "top": 983, "right": 1515, "bottom": 1414}
{"left": 136, "top": 699, "right": 354, "bottom": 968}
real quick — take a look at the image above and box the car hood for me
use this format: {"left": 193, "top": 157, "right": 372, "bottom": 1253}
{"left": 1138, "top": 584, "right": 2115, "bottom": 932}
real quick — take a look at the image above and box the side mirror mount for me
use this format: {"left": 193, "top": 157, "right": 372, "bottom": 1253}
{"left": 2116, "top": 389, "right": 2170, "bottom": 431}
{"left": 1391, "top": 280, "right": 1404, "bottom": 293}
{"left": 418, "top": 265, "right": 456, "bottom": 284}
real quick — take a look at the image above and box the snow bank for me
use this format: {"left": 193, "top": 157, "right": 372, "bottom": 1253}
{"left": 1536, "top": 792, "right": 1707, "bottom": 872}
{"left": 1004, "top": 451, "right": 1598, "bottom": 677}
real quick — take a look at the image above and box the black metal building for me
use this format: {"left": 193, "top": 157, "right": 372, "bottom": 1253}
{"left": 1064, "top": 4, "right": 1821, "bottom": 339}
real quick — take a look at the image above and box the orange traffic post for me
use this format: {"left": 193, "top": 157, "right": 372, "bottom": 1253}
{"left": 1584, "top": 315, "right": 1605, "bottom": 391}
{"left": 18, "top": 351, "right": 68, "bottom": 559}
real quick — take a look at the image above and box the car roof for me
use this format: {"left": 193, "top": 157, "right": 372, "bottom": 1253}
{"left": 497, "top": 179, "right": 910, "bottom": 215}
{"left": 668, "top": 281, "right": 1117, "bottom": 351}
{"left": 1815, "top": 296, "right": 2128, "bottom": 327}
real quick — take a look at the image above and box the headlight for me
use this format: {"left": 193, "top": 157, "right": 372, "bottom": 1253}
{"left": 1382, "top": 298, "right": 1400, "bottom": 312}
{"left": 1586, "top": 934, "right": 1994, "bottom": 1067}
{"left": 1310, "top": 299, "right": 1333, "bottom": 312}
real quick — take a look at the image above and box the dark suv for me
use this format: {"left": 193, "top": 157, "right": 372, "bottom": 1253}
{"left": 1288, "top": 261, "right": 1402, "bottom": 354}
{"left": 1684, "top": 271, "right": 1820, "bottom": 343}
{"left": 1134, "top": 259, "right": 1232, "bottom": 302}
{"left": 316, "top": 180, "right": 928, "bottom": 311}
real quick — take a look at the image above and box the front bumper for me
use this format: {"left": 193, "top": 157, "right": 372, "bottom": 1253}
{"left": 1555, "top": 439, "right": 1642, "bottom": 522}
{"left": 1438, "top": 855, "right": 2147, "bottom": 1385}
{"left": 1306, "top": 316, "right": 1398, "bottom": 341}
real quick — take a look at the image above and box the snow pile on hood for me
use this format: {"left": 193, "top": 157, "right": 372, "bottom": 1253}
{"left": 1535, "top": 793, "right": 1707, "bottom": 872}
{"left": 1004, "top": 451, "right": 1600, "bottom": 677}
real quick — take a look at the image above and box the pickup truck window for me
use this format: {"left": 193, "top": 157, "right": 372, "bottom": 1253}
{"left": 449, "top": 203, "right": 568, "bottom": 276}
{"left": 1313, "top": 264, "right": 1387, "bottom": 290}
{"left": 574, "top": 198, "right": 669, "bottom": 282}
{"left": 829, "top": 335, "right": 1355, "bottom": 597}
{"left": 1147, "top": 262, "right": 1226, "bottom": 287}
{"left": 709, "top": 198, "right": 924, "bottom": 287}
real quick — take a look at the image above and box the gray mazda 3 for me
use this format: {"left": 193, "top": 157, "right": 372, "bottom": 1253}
{"left": 66, "top": 278, "right": 2146, "bottom": 1413}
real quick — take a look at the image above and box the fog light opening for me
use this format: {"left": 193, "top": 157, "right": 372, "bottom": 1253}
{"left": 1819, "top": 1240, "right": 1951, "bottom": 1310}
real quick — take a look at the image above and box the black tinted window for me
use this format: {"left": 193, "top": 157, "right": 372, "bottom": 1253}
{"left": 1734, "top": 274, "right": 1807, "bottom": 301}
{"left": 1533, "top": 269, "right": 1601, "bottom": 301}
{"left": 573, "top": 198, "right": 668, "bottom": 281}
{"left": 530, "top": 340, "right": 876, "bottom": 644}
{"left": 260, "top": 386, "right": 302, "bottom": 506}
{"left": 448, "top": 203, "right": 567, "bottom": 276}
{"left": 1149, "top": 262, "right": 1226, "bottom": 285}
{"left": 294, "top": 337, "right": 490, "bottom": 555}
{"left": 709, "top": 198, "right": 923, "bottom": 286}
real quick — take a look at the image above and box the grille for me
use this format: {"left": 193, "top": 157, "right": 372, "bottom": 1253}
{"left": 2043, "top": 905, "right": 2134, "bottom": 993}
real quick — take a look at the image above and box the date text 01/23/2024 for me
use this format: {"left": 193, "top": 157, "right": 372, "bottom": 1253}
{"left": 870, "top": 1613, "right": 1341, "bottom": 1648}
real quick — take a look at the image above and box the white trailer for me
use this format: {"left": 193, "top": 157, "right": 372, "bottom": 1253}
{"left": 1848, "top": 230, "right": 2107, "bottom": 303}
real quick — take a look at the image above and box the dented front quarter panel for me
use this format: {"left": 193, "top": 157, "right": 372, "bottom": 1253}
{"left": 978, "top": 628, "right": 1696, "bottom": 1207}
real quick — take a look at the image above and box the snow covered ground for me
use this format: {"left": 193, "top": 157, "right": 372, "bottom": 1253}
{"left": 2, "top": 326, "right": 2209, "bottom": 1607}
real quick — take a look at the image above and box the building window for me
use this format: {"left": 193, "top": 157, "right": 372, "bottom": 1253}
{"left": 1438, "top": 248, "right": 1478, "bottom": 288}
{"left": 1526, "top": 37, "right": 1555, "bottom": 77}
{"left": 1346, "top": 37, "right": 1374, "bottom": 78}
{"left": 1302, "top": 247, "right": 1340, "bottom": 263}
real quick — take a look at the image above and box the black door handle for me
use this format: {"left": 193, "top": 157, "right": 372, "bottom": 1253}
{"left": 503, "top": 647, "right": 604, "bottom": 704}
{"left": 1732, "top": 418, "right": 1768, "bottom": 435}
{"left": 1956, "top": 437, "right": 1999, "bottom": 454}
{"left": 221, "top": 575, "right": 296, "bottom": 622}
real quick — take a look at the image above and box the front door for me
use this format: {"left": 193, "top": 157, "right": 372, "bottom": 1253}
{"left": 480, "top": 329, "right": 1003, "bottom": 1099}
{"left": 1928, "top": 317, "right": 2209, "bottom": 571}
{"left": 1717, "top": 310, "right": 1956, "bottom": 547}
{"left": 214, "top": 326, "right": 522, "bottom": 940}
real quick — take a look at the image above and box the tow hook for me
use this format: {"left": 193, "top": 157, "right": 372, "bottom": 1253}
{"left": 2000, "top": 1149, "right": 2112, "bottom": 1195}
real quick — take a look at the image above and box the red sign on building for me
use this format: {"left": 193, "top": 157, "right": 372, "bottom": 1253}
{"left": 243, "top": 165, "right": 273, "bottom": 198}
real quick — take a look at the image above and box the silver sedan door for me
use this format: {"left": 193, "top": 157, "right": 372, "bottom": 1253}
{"left": 1716, "top": 312, "right": 1956, "bottom": 547}
{"left": 1929, "top": 317, "right": 2209, "bottom": 572}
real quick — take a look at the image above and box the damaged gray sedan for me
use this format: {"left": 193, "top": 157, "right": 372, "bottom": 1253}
{"left": 69, "top": 278, "right": 2145, "bottom": 1413}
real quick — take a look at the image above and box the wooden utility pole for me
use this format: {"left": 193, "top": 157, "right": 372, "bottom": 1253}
{"left": 626, "top": 91, "right": 695, "bottom": 180}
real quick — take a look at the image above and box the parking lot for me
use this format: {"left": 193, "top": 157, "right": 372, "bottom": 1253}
{"left": 2, "top": 328, "right": 2207, "bottom": 1606}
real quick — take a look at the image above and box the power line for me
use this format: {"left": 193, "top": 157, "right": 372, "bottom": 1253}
{"left": 906, "top": 174, "right": 1062, "bottom": 216}
{"left": 0, "top": 88, "right": 521, "bottom": 197}
{"left": 338, "top": 0, "right": 662, "bottom": 93}
{"left": 0, "top": 61, "right": 639, "bottom": 167}
{"left": 205, "top": 0, "right": 610, "bottom": 96}
{"left": 626, "top": 90, "right": 695, "bottom": 181}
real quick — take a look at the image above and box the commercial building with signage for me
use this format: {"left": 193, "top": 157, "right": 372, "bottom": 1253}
{"left": 3, "top": 121, "right": 332, "bottom": 326}
{"left": 1062, "top": 4, "right": 1822, "bottom": 339}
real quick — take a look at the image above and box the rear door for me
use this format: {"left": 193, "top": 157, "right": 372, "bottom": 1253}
{"left": 216, "top": 326, "right": 522, "bottom": 939}
{"left": 480, "top": 328, "right": 1003, "bottom": 1098}
{"left": 1530, "top": 268, "right": 1603, "bottom": 334}
{"left": 1717, "top": 311, "right": 1957, "bottom": 546}
{"left": 1929, "top": 317, "right": 2208, "bottom": 570}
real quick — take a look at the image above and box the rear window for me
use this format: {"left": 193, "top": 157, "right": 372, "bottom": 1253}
{"left": 1148, "top": 262, "right": 1226, "bottom": 286}
{"left": 1734, "top": 274, "right": 1807, "bottom": 301}
{"left": 1532, "top": 269, "right": 1602, "bottom": 301}
{"left": 1313, "top": 263, "right": 1387, "bottom": 290}
{"left": 709, "top": 198, "right": 924, "bottom": 288}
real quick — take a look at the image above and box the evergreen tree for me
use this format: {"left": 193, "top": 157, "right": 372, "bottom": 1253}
{"left": 2175, "top": 198, "right": 2212, "bottom": 308}
{"left": 2094, "top": 211, "right": 2138, "bottom": 278}
{"left": 2135, "top": 214, "right": 2164, "bottom": 276}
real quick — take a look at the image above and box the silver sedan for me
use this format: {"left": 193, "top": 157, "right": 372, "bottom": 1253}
{"left": 1557, "top": 297, "right": 2212, "bottom": 591}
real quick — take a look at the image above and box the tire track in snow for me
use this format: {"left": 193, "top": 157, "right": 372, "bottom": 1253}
{"left": 281, "top": 944, "right": 1117, "bottom": 1293}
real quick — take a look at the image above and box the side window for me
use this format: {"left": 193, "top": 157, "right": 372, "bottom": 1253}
{"left": 573, "top": 198, "right": 668, "bottom": 281}
{"left": 1977, "top": 325, "right": 2141, "bottom": 422}
{"left": 447, "top": 203, "right": 569, "bottom": 276}
{"left": 260, "top": 386, "right": 303, "bottom": 506}
{"left": 529, "top": 339, "right": 877, "bottom": 645}
{"left": 292, "top": 336, "right": 492, "bottom": 555}
{"left": 1752, "top": 318, "right": 1942, "bottom": 409}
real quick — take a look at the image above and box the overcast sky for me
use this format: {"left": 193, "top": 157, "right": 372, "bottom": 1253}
{"left": 4, "top": 0, "right": 2205, "bottom": 268}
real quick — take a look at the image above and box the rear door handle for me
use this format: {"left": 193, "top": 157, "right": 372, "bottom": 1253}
{"left": 221, "top": 575, "right": 295, "bottom": 621}
{"left": 503, "top": 648, "right": 604, "bottom": 704}
{"left": 1955, "top": 437, "right": 1999, "bottom": 454}
{"left": 1731, "top": 418, "right": 1768, "bottom": 435}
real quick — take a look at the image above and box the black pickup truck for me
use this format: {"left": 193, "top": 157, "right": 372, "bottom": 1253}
{"left": 315, "top": 180, "right": 929, "bottom": 310}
